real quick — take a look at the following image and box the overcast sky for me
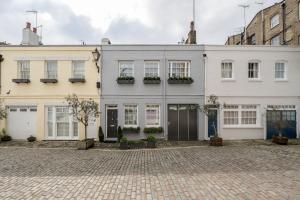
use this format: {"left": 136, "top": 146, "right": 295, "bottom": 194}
{"left": 0, "top": 0, "right": 279, "bottom": 45}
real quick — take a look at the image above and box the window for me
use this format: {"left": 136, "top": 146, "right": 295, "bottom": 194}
{"left": 248, "top": 34, "right": 256, "bottom": 45}
{"left": 144, "top": 61, "right": 159, "bottom": 77}
{"left": 45, "top": 61, "right": 57, "bottom": 79}
{"left": 145, "top": 105, "right": 160, "bottom": 126}
{"left": 221, "top": 62, "right": 233, "bottom": 79}
{"left": 168, "top": 61, "right": 190, "bottom": 78}
{"left": 124, "top": 105, "right": 138, "bottom": 127}
{"left": 47, "top": 106, "right": 78, "bottom": 139}
{"left": 72, "top": 61, "right": 85, "bottom": 79}
{"left": 271, "top": 35, "right": 280, "bottom": 45}
{"left": 248, "top": 62, "right": 260, "bottom": 79}
{"left": 119, "top": 61, "right": 134, "bottom": 77}
{"left": 223, "top": 105, "right": 259, "bottom": 127}
{"left": 17, "top": 61, "right": 30, "bottom": 79}
{"left": 275, "top": 62, "right": 287, "bottom": 80}
{"left": 270, "top": 14, "right": 279, "bottom": 28}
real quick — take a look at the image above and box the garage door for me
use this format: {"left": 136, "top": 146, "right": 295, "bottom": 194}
{"left": 267, "top": 110, "right": 297, "bottom": 139}
{"left": 168, "top": 104, "right": 198, "bottom": 141}
{"left": 7, "top": 106, "right": 37, "bottom": 140}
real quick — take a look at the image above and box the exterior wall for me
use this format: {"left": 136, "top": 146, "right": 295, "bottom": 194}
{"left": 205, "top": 45, "right": 300, "bottom": 140}
{"left": 100, "top": 45, "right": 205, "bottom": 140}
{"left": 0, "top": 46, "right": 100, "bottom": 140}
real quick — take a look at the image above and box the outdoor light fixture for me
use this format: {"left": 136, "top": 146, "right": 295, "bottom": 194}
{"left": 92, "top": 48, "right": 100, "bottom": 73}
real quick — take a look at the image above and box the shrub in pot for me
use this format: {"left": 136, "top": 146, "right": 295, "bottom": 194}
{"left": 98, "top": 126, "right": 104, "bottom": 142}
{"left": 147, "top": 134, "right": 157, "bottom": 148}
{"left": 272, "top": 120, "right": 288, "bottom": 145}
{"left": 117, "top": 126, "right": 123, "bottom": 142}
{"left": 27, "top": 135, "right": 36, "bottom": 142}
{"left": 1, "top": 129, "right": 12, "bottom": 142}
{"left": 119, "top": 136, "right": 128, "bottom": 150}
{"left": 209, "top": 136, "right": 223, "bottom": 146}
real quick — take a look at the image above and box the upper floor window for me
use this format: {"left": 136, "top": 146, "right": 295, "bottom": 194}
{"left": 248, "top": 62, "right": 260, "bottom": 80}
{"left": 17, "top": 60, "right": 30, "bottom": 79}
{"left": 119, "top": 61, "right": 134, "bottom": 77}
{"left": 221, "top": 61, "right": 233, "bottom": 79}
{"left": 271, "top": 35, "right": 280, "bottom": 45}
{"left": 45, "top": 61, "right": 57, "bottom": 79}
{"left": 124, "top": 105, "right": 138, "bottom": 127}
{"left": 248, "top": 34, "right": 256, "bottom": 45}
{"left": 275, "top": 62, "right": 287, "bottom": 80}
{"left": 145, "top": 105, "right": 160, "bottom": 127}
{"left": 72, "top": 61, "right": 85, "bottom": 79}
{"left": 270, "top": 14, "right": 279, "bottom": 29}
{"left": 168, "top": 61, "right": 190, "bottom": 78}
{"left": 144, "top": 61, "right": 159, "bottom": 77}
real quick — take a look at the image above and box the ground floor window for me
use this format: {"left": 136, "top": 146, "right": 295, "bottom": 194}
{"left": 145, "top": 105, "right": 160, "bottom": 127}
{"left": 223, "top": 104, "right": 259, "bottom": 127}
{"left": 124, "top": 105, "right": 138, "bottom": 127}
{"left": 47, "top": 106, "right": 78, "bottom": 139}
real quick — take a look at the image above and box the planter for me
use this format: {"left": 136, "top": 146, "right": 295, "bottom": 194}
{"left": 168, "top": 78, "right": 193, "bottom": 84}
{"left": 119, "top": 142, "right": 129, "bottom": 150}
{"left": 128, "top": 141, "right": 145, "bottom": 149}
{"left": 272, "top": 136, "right": 288, "bottom": 145}
{"left": 77, "top": 138, "right": 95, "bottom": 150}
{"left": 117, "top": 79, "right": 135, "bottom": 84}
{"left": 209, "top": 137, "right": 223, "bottom": 146}
{"left": 69, "top": 78, "right": 86, "bottom": 83}
{"left": 143, "top": 79, "right": 161, "bottom": 84}
{"left": 12, "top": 79, "right": 30, "bottom": 84}
{"left": 144, "top": 127, "right": 163, "bottom": 134}
{"left": 123, "top": 127, "right": 140, "bottom": 134}
{"left": 40, "top": 78, "right": 58, "bottom": 83}
{"left": 147, "top": 141, "right": 156, "bottom": 148}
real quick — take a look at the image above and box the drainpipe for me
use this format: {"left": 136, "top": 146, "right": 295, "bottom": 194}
{"left": 0, "top": 54, "right": 3, "bottom": 95}
{"left": 163, "top": 47, "right": 167, "bottom": 140}
{"left": 281, "top": 2, "right": 286, "bottom": 45}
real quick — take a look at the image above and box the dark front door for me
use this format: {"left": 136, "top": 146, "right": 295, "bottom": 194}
{"left": 208, "top": 109, "right": 218, "bottom": 138}
{"left": 107, "top": 108, "right": 118, "bottom": 138}
{"left": 267, "top": 110, "right": 297, "bottom": 139}
{"left": 168, "top": 104, "right": 198, "bottom": 141}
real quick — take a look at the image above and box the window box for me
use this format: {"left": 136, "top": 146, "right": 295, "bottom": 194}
{"left": 12, "top": 79, "right": 30, "bottom": 84}
{"left": 117, "top": 77, "right": 135, "bottom": 84}
{"left": 40, "top": 78, "right": 58, "bottom": 83}
{"left": 143, "top": 127, "right": 163, "bottom": 134}
{"left": 143, "top": 77, "right": 161, "bottom": 84}
{"left": 168, "top": 77, "right": 194, "bottom": 84}
{"left": 122, "top": 126, "right": 140, "bottom": 134}
{"left": 69, "top": 78, "right": 86, "bottom": 83}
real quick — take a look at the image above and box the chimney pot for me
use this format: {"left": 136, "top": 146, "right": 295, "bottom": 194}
{"left": 26, "top": 22, "right": 31, "bottom": 29}
{"left": 33, "top": 27, "right": 37, "bottom": 33}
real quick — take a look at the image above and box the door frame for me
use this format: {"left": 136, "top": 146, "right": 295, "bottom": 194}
{"left": 105, "top": 105, "right": 118, "bottom": 141}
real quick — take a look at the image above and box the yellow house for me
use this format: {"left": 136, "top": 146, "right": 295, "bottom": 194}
{"left": 0, "top": 45, "right": 100, "bottom": 141}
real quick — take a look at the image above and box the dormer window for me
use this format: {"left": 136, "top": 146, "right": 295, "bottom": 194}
{"left": 271, "top": 14, "right": 279, "bottom": 29}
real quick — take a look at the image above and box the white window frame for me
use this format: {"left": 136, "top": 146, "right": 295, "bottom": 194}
{"left": 145, "top": 104, "right": 160, "bottom": 127}
{"left": 223, "top": 104, "right": 260, "bottom": 128}
{"left": 45, "top": 60, "right": 58, "bottom": 79}
{"left": 72, "top": 61, "right": 85, "bottom": 79}
{"left": 17, "top": 60, "right": 30, "bottom": 79}
{"left": 168, "top": 61, "right": 191, "bottom": 78}
{"left": 248, "top": 61, "right": 261, "bottom": 80}
{"left": 144, "top": 61, "right": 160, "bottom": 77}
{"left": 274, "top": 61, "right": 288, "bottom": 81}
{"left": 271, "top": 35, "right": 280, "bottom": 45}
{"left": 270, "top": 14, "right": 279, "bottom": 29}
{"left": 221, "top": 60, "right": 234, "bottom": 80}
{"left": 46, "top": 106, "right": 78, "bottom": 140}
{"left": 119, "top": 61, "right": 134, "bottom": 77}
{"left": 124, "top": 105, "right": 138, "bottom": 127}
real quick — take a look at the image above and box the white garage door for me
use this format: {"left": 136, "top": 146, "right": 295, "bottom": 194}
{"left": 7, "top": 106, "right": 37, "bottom": 140}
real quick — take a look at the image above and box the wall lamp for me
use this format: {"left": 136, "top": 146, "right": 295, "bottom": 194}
{"left": 92, "top": 48, "right": 100, "bottom": 73}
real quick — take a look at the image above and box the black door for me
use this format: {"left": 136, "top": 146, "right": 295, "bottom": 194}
{"left": 168, "top": 104, "right": 198, "bottom": 141}
{"left": 107, "top": 108, "right": 118, "bottom": 138}
{"left": 208, "top": 109, "right": 218, "bottom": 137}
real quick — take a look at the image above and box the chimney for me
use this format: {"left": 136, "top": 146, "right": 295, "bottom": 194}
{"left": 185, "top": 21, "right": 197, "bottom": 44}
{"left": 101, "top": 38, "right": 111, "bottom": 45}
{"left": 21, "top": 22, "right": 40, "bottom": 45}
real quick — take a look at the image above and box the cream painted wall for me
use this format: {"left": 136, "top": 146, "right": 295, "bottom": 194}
{"left": 0, "top": 46, "right": 100, "bottom": 140}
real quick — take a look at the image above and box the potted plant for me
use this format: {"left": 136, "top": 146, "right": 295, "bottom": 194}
{"left": 117, "top": 126, "right": 123, "bottom": 142}
{"left": 119, "top": 136, "right": 128, "bottom": 149}
{"left": 143, "top": 77, "right": 161, "bottom": 84}
{"left": 66, "top": 94, "right": 100, "bottom": 150}
{"left": 272, "top": 120, "right": 288, "bottom": 145}
{"left": 168, "top": 76, "right": 194, "bottom": 84}
{"left": 98, "top": 126, "right": 104, "bottom": 142}
{"left": 27, "top": 135, "right": 36, "bottom": 142}
{"left": 117, "top": 76, "right": 135, "bottom": 84}
{"left": 143, "top": 127, "right": 163, "bottom": 134}
{"left": 0, "top": 129, "right": 12, "bottom": 142}
{"left": 147, "top": 134, "right": 157, "bottom": 148}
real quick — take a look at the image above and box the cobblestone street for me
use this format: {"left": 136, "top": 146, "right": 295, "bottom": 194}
{"left": 0, "top": 145, "right": 299, "bottom": 200}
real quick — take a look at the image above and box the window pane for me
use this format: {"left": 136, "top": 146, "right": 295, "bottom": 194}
{"left": 169, "top": 61, "right": 190, "bottom": 78}
{"left": 271, "top": 14, "right": 279, "bottom": 28}
{"left": 146, "top": 105, "right": 160, "bottom": 126}
{"left": 72, "top": 61, "right": 85, "bottom": 78}
{"left": 223, "top": 111, "right": 239, "bottom": 125}
{"left": 119, "top": 61, "right": 134, "bottom": 77}
{"left": 248, "top": 62, "right": 259, "bottom": 79}
{"left": 56, "top": 107, "right": 70, "bottom": 137}
{"left": 46, "top": 61, "right": 57, "bottom": 79}
{"left": 18, "top": 61, "right": 30, "bottom": 79}
{"left": 124, "top": 105, "right": 138, "bottom": 126}
{"left": 145, "top": 61, "right": 159, "bottom": 77}
{"left": 221, "top": 62, "right": 233, "bottom": 79}
{"left": 275, "top": 63, "right": 286, "bottom": 79}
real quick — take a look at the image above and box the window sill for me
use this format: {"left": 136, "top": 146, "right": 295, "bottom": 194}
{"left": 248, "top": 79, "right": 262, "bottom": 82}
{"left": 275, "top": 79, "right": 288, "bottom": 82}
{"left": 40, "top": 79, "right": 58, "bottom": 83}
{"left": 69, "top": 78, "right": 86, "bottom": 83}
{"left": 221, "top": 79, "right": 236, "bottom": 82}
{"left": 12, "top": 79, "right": 30, "bottom": 84}
{"left": 223, "top": 126, "right": 263, "bottom": 129}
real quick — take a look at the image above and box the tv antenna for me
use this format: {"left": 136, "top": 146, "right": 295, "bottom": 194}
{"left": 238, "top": 4, "right": 249, "bottom": 44}
{"left": 26, "top": 10, "right": 38, "bottom": 28}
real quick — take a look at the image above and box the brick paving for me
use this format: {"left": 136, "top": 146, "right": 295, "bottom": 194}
{"left": 0, "top": 145, "right": 299, "bottom": 200}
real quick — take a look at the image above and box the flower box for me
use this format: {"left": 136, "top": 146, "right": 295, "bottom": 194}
{"left": 122, "top": 127, "right": 140, "bottom": 134}
{"left": 143, "top": 127, "right": 163, "bottom": 134}
{"left": 168, "top": 77, "right": 194, "bottom": 84}
{"left": 117, "top": 77, "right": 135, "bottom": 84}
{"left": 209, "top": 136, "right": 223, "bottom": 146}
{"left": 143, "top": 77, "right": 161, "bottom": 84}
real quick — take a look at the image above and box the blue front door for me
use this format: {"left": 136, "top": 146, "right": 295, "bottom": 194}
{"left": 208, "top": 109, "right": 218, "bottom": 138}
{"left": 267, "top": 110, "right": 297, "bottom": 139}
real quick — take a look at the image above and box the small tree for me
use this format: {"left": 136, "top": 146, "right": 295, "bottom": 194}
{"left": 65, "top": 94, "right": 100, "bottom": 140}
{"left": 0, "top": 99, "right": 7, "bottom": 121}
{"left": 198, "top": 95, "right": 225, "bottom": 138}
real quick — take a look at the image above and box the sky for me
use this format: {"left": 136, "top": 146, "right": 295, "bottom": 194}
{"left": 0, "top": 0, "right": 279, "bottom": 45}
